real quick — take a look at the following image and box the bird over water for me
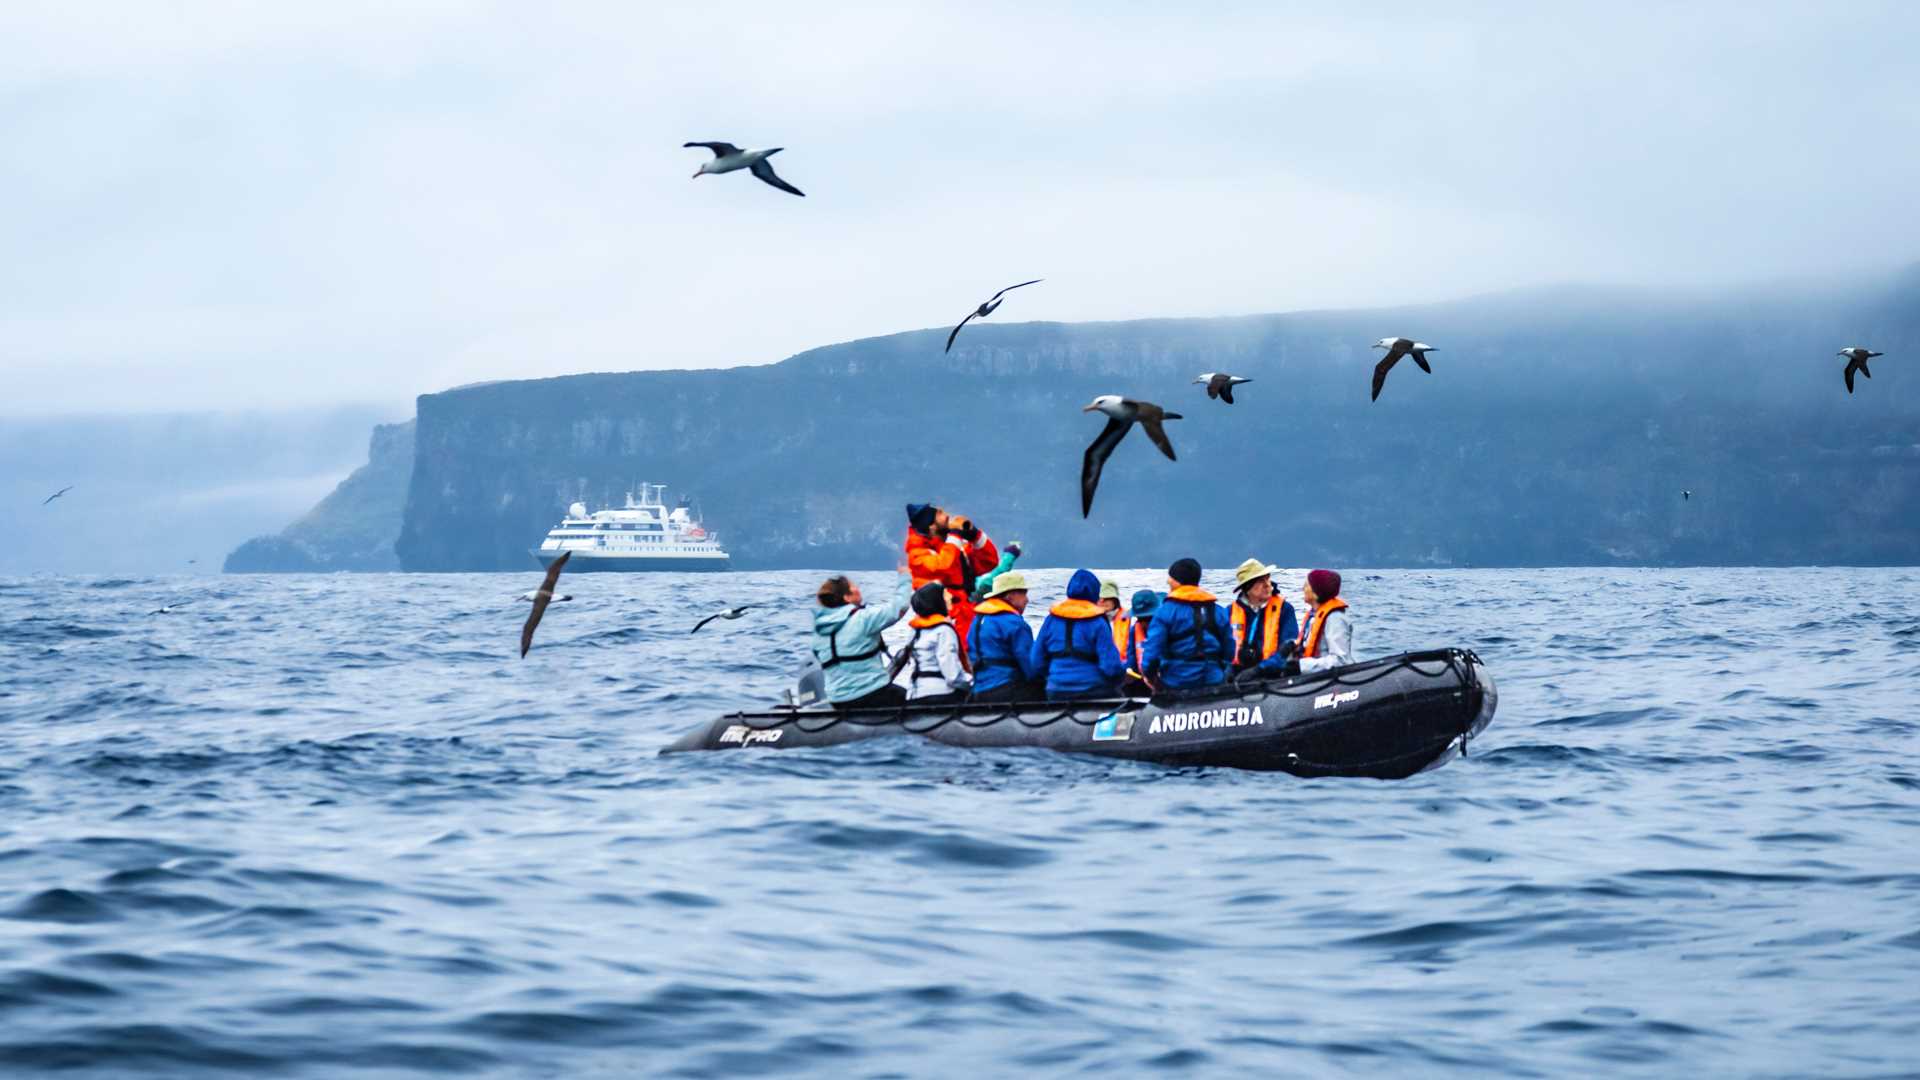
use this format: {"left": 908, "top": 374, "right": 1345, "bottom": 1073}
{"left": 1080, "top": 395, "right": 1181, "bottom": 518}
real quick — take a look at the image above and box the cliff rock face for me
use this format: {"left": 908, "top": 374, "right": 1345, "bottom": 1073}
{"left": 225, "top": 421, "right": 415, "bottom": 572}
{"left": 394, "top": 272, "right": 1920, "bottom": 571}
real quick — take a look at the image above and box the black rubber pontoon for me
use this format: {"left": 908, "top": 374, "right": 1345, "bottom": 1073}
{"left": 666, "top": 648, "right": 1496, "bottom": 779}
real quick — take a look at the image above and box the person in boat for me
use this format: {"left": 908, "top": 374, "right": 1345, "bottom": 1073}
{"left": 904, "top": 583, "right": 971, "bottom": 706}
{"left": 967, "top": 572, "right": 1041, "bottom": 703}
{"left": 904, "top": 503, "right": 1000, "bottom": 657}
{"left": 1119, "top": 588, "right": 1162, "bottom": 696}
{"left": 1142, "top": 557, "right": 1232, "bottom": 690}
{"left": 1296, "top": 569, "right": 1354, "bottom": 673}
{"left": 813, "top": 569, "right": 913, "bottom": 710}
{"left": 969, "top": 539, "right": 1023, "bottom": 602}
{"left": 1029, "top": 569, "right": 1126, "bottom": 701}
{"left": 1228, "top": 558, "right": 1300, "bottom": 682}
{"left": 1098, "top": 578, "right": 1128, "bottom": 654}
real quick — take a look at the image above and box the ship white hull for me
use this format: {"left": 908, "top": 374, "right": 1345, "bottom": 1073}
{"left": 533, "top": 550, "right": 730, "bottom": 573}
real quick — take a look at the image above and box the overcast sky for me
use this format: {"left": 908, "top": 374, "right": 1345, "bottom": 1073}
{"left": 3, "top": 1, "right": 1917, "bottom": 416}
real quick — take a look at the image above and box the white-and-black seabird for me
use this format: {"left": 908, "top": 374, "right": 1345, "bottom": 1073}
{"left": 520, "top": 552, "right": 572, "bottom": 658}
{"left": 1682, "top": 490, "right": 1692, "bottom": 501}
{"left": 945, "top": 280, "right": 1042, "bottom": 354}
{"left": 148, "top": 601, "right": 192, "bottom": 615}
{"left": 1194, "top": 372, "right": 1251, "bottom": 404}
{"left": 1838, "top": 346, "right": 1883, "bottom": 394}
{"left": 1080, "top": 396, "right": 1181, "bottom": 518}
{"left": 1371, "top": 338, "right": 1436, "bottom": 401}
{"left": 691, "top": 605, "right": 757, "bottom": 634}
{"left": 683, "top": 142, "right": 804, "bottom": 197}
{"left": 42, "top": 485, "right": 73, "bottom": 505}
{"left": 518, "top": 590, "right": 572, "bottom": 603}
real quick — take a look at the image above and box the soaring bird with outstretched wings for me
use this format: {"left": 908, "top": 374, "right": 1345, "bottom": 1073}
{"left": 691, "top": 605, "right": 758, "bottom": 634}
{"left": 1371, "top": 338, "right": 1437, "bottom": 401}
{"left": 520, "top": 552, "right": 572, "bottom": 658}
{"left": 684, "top": 142, "right": 805, "bottom": 196}
{"left": 1838, "top": 346, "right": 1882, "bottom": 394}
{"left": 946, "top": 279, "right": 1043, "bottom": 353}
{"left": 1080, "top": 396, "right": 1181, "bottom": 518}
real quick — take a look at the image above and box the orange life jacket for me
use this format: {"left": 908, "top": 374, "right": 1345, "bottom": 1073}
{"left": 974, "top": 599, "right": 1016, "bottom": 616}
{"left": 1165, "top": 585, "right": 1216, "bottom": 603}
{"left": 907, "top": 614, "right": 969, "bottom": 677}
{"left": 1230, "top": 596, "right": 1286, "bottom": 666}
{"left": 1109, "top": 614, "right": 1131, "bottom": 655}
{"left": 1049, "top": 599, "right": 1104, "bottom": 620}
{"left": 1299, "top": 597, "right": 1350, "bottom": 659}
{"left": 1127, "top": 619, "right": 1151, "bottom": 680}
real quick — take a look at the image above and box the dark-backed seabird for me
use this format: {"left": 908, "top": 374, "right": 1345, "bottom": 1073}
{"left": 691, "top": 605, "right": 758, "bottom": 634}
{"left": 519, "top": 552, "right": 572, "bottom": 658}
{"left": 148, "top": 601, "right": 192, "bottom": 615}
{"left": 1194, "top": 372, "right": 1251, "bottom": 404}
{"left": 1682, "top": 490, "right": 1691, "bottom": 501}
{"left": 1838, "top": 346, "right": 1883, "bottom": 394}
{"left": 1370, "top": 338, "right": 1436, "bottom": 401}
{"left": 518, "top": 591, "right": 572, "bottom": 603}
{"left": 684, "top": 142, "right": 804, "bottom": 197}
{"left": 42, "top": 485, "right": 73, "bottom": 505}
{"left": 945, "top": 279, "right": 1043, "bottom": 354}
{"left": 1080, "top": 395, "right": 1181, "bottom": 518}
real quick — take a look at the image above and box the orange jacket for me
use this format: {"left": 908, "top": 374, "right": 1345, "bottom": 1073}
{"left": 904, "top": 529, "right": 1000, "bottom": 656}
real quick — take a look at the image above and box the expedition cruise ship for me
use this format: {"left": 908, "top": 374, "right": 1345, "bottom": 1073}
{"left": 532, "top": 484, "right": 730, "bottom": 572}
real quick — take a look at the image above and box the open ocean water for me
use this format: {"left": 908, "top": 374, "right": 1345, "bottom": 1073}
{"left": 1, "top": 567, "right": 1917, "bottom": 1078}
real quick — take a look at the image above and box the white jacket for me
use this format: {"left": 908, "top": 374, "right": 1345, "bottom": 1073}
{"left": 1297, "top": 608, "right": 1355, "bottom": 673}
{"left": 905, "top": 620, "right": 972, "bottom": 699}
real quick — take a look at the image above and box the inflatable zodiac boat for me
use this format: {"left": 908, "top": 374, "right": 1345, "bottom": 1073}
{"left": 666, "top": 648, "right": 1495, "bottom": 779}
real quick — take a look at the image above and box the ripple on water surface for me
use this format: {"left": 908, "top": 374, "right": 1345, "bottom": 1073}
{"left": 0, "top": 568, "right": 1916, "bottom": 1076}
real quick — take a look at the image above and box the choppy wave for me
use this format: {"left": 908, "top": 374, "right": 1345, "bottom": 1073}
{"left": 0, "top": 568, "right": 1916, "bottom": 1076}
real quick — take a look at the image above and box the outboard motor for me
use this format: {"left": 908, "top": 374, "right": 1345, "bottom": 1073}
{"left": 783, "top": 660, "right": 827, "bottom": 709}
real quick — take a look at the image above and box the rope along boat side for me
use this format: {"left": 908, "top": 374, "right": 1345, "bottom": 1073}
{"left": 666, "top": 648, "right": 1496, "bottom": 779}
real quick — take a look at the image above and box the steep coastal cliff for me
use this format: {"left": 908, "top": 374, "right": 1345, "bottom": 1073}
{"left": 224, "top": 421, "right": 415, "bottom": 572}
{"left": 388, "top": 271, "right": 1920, "bottom": 571}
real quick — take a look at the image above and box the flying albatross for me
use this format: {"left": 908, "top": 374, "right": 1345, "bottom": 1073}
{"left": 691, "top": 605, "right": 758, "bottom": 634}
{"left": 1080, "top": 395, "right": 1181, "bottom": 518}
{"left": 1371, "top": 338, "right": 1436, "bottom": 401}
{"left": 945, "top": 279, "right": 1043, "bottom": 353}
{"left": 42, "top": 485, "right": 73, "bottom": 505}
{"left": 1194, "top": 372, "right": 1251, "bottom": 404}
{"left": 683, "top": 142, "right": 805, "bottom": 196}
{"left": 519, "top": 552, "right": 572, "bottom": 658}
{"left": 1838, "top": 346, "right": 1883, "bottom": 394}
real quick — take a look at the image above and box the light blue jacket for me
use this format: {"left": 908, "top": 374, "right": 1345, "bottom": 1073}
{"left": 811, "top": 574, "right": 912, "bottom": 703}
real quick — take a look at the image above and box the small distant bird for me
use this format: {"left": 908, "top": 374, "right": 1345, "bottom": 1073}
{"left": 945, "top": 280, "right": 1043, "bottom": 354}
{"left": 1838, "top": 346, "right": 1883, "bottom": 394}
{"left": 691, "top": 605, "right": 758, "bottom": 634}
{"left": 1682, "top": 490, "right": 1691, "bottom": 501}
{"left": 42, "top": 485, "right": 73, "bottom": 505}
{"left": 1371, "top": 338, "right": 1437, "bottom": 401}
{"left": 1194, "top": 372, "right": 1252, "bottom": 404}
{"left": 149, "top": 601, "right": 191, "bottom": 615}
{"left": 187, "top": 558, "right": 198, "bottom": 565}
{"left": 1080, "top": 396, "right": 1181, "bottom": 518}
{"left": 518, "top": 591, "right": 572, "bottom": 603}
{"left": 519, "top": 552, "right": 572, "bottom": 658}
{"left": 684, "top": 142, "right": 804, "bottom": 197}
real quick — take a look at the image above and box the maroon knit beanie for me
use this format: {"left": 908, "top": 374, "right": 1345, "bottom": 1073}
{"left": 1307, "top": 569, "right": 1341, "bottom": 601}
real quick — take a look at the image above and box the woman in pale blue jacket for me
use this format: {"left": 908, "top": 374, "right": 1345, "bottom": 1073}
{"left": 812, "top": 571, "right": 912, "bottom": 709}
